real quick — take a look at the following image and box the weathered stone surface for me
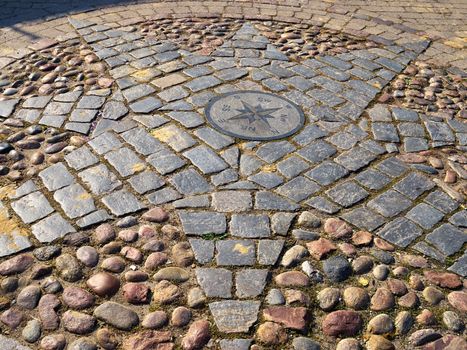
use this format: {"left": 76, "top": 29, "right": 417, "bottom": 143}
{"left": 209, "top": 300, "right": 260, "bottom": 333}
{"left": 122, "top": 331, "right": 172, "bottom": 350}
{"left": 181, "top": 320, "right": 211, "bottom": 350}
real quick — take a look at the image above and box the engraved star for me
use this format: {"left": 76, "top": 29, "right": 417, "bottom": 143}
{"left": 228, "top": 100, "right": 282, "bottom": 127}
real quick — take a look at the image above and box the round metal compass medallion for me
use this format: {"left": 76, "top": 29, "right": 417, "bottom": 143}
{"left": 205, "top": 91, "right": 305, "bottom": 141}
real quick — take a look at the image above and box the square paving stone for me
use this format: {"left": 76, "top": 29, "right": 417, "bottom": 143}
{"left": 78, "top": 164, "right": 122, "bottom": 195}
{"left": 196, "top": 268, "right": 232, "bottom": 298}
{"left": 256, "top": 141, "right": 296, "bottom": 163}
{"left": 194, "top": 127, "right": 234, "bottom": 150}
{"left": 39, "top": 163, "right": 74, "bottom": 191}
{"left": 413, "top": 241, "right": 445, "bottom": 262}
{"left": 129, "top": 96, "right": 162, "bottom": 113}
{"left": 185, "top": 75, "right": 221, "bottom": 92}
{"left": 406, "top": 203, "right": 444, "bottom": 229}
{"left": 216, "top": 239, "right": 256, "bottom": 266}
{"left": 423, "top": 190, "right": 460, "bottom": 214}
{"left": 168, "top": 111, "right": 204, "bottom": 128}
{"left": 448, "top": 210, "right": 466, "bottom": 227}
{"left": 297, "top": 141, "right": 336, "bottom": 163}
{"left": 76, "top": 210, "right": 111, "bottom": 228}
{"left": 53, "top": 183, "right": 96, "bottom": 219}
{"left": 189, "top": 239, "right": 214, "bottom": 264}
{"left": 376, "top": 217, "right": 423, "bottom": 247}
{"left": 342, "top": 206, "right": 386, "bottom": 232}
{"left": 178, "top": 211, "right": 227, "bottom": 235}
{"left": 257, "top": 239, "right": 285, "bottom": 265}
{"left": 65, "top": 146, "right": 99, "bottom": 170}
{"left": 219, "top": 339, "right": 252, "bottom": 350}
{"left": 22, "top": 95, "right": 52, "bottom": 109}
{"left": 326, "top": 181, "right": 369, "bottom": 207}
{"left": 31, "top": 213, "right": 76, "bottom": 243}
{"left": 11, "top": 192, "right": 54, "bottom": 224}
{"left": 146, "top": 187, "right": 181, "bottom": 205}
{"left": 128, "top": 171, "right": 164, "bottom": 194}
{"left": 39, "top": 114, "right": 66, "bottom": 128}
{"left": 255, "top": 191, "right": 299, "bottom": 211}
{"left": 173, "top": 195, "right": 210, "bottom": 209}
{"left": 152, "top": 124, "right": 196, "bottom": 152}
{"left": 121, "top": 127, "right": 165, "bottom": 156}
{"left": 44, "top": 101, "right": 73, "bottom": 115}
{"left": 326, "top": 132, "right": 359, "bottom": 150}
{"left": 147, "top": 147, "right": 186, "bottom": 175}
{"left": 0, "top": 230, "right": 32, "bottom": 257}
{"left": 183, "top": 145, "right": 228, "bottom": 174}
{"left": 334, "top": 146, "right": 376, "bottom": 171}
{"left": 275, "top": 176, "right": 320, "bottom": 202}
{"left": 88, "top": 131, "right": 122, "bottom": 154}
{"left": 376, "top": 157, "right": 408, "bottom": 177}
{"left": 170, "top": 168, "right": 212, "bottom": 195}
{"left": 101, "top": 189, "right": 144, "bottom": 216}
{"left": 393, "top": 172, "right": 434, "bottom": 200}
{"left": 122, "top": 84, "right": 155, "bottom": 102}
{"left": 76, "top": 95, "right": 106, "bottom": 109}
{"left": 305, "top": 196, "right": 340, "bottom": 214}
{"left": 392, "top": 107, "right": 419, "bottom": 121}
{"left": 236, "top": 269, "right": 268, "bottom": 298}
{"left": 212, "top": 191, "right": 252, "bottom": 212}
{"left": 104, "top": 147, "right": 146, "bottom": 177}
{"left": 305, "top": 161, "right": 349, "bottom": 186}
{"left": 355, "top": 168, "right": 391, "bottom": 190}
{"left": 248, "top": 172, "right": 283, "bottom": 189}
{"left": 424, "top": 121, "right": 455, "bottom": 142}
{"left": 9, "top": 180, "right": 37, "bottom": 199}
{"left": 371, "top": 122, "right": 399, "bottom": 142}
{"left": 230, "top": 214, "right": 270, "bottom": 238}
{"left": 293, "top": 125, "right": 328, "bottom": 146}
{"left": 425, "top": 224, "right": 467, "bottom": 256}
{"left": 368, "top": 190, "right": 412, "bottom": 217}
{"left": 448, "top": 252, "right": 467, "bottom": 277}
{"left": 276, "top": 156, "right": 310, "bottom": 179}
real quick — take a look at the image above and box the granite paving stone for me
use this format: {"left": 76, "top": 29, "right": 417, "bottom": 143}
{"left": 183, "top": 145, "right": 228, "bottom": 174}
{"left": 216, "top": 240, "right": 256, "bottom": 266}
{"left": 101, "top": 189, "right": 145, "bottom": 216}
{"left": 405, "top": 203, "right": 444, "bottom": 229}
{"left": 39, "top": 163, "right": 74, "bottom": 191}
{"left": 376, "top": 217, "right": 423, "bottom": 247}
{"left": 170, "top": 168, "right": 212, "bottom": 195}
{"left": 31, "top": 213, "right": 76, "bottom": 243}
{"left": 230, "top": 214, "right": 270, "bottom": 238}
{"left": 326, "top": 181, "right": 369, "bottom": 207}
{"left": 368, "top": 190, "right": 413, "bottom": 217}
{"left": 11, "top": 192, "right": 54, "bottom": 224}
{"left": 53, "top": 183, "right": 96, "bottom": 219}
{"left": 235, "top": 269, "right": 268, "bottom": 298}
{"left": 196, "top": 268, "right": 232, "bottom": 298}
{"left": 425, "top": 224, "right": 467, "bottom": 256}
{"left": 178, "top": 211, "right": 226, "bottom": 235}
{"left": 78, "top": 164, "right": 122, "bottom": 195}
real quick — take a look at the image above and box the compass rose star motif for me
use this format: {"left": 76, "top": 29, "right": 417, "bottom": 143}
{"left": 228, "top": 100, "right": 282, "bottom": 127}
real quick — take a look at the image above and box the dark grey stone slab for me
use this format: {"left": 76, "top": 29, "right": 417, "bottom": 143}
{"left": 255, "top": 191, "right": 299, "bottom": 211}
{"left": 368, "top": 190, "right": 412, "bottom": 217}
{"left": 305, "top": 161, "right": 348, "bottom": 186}
{"left": 424, "top": 190, "right": 460, "bottom": 214}
{"left": 393, "top": 172, "right": 434, "bottom": 200}
{"left": 65, "top": 146, "right": 98, "bottom": 170}
{"left": 275, "top": 176, "right": 320, "bottom": 202}
{"left": 355, "top": 168, "right": 391, "bottom": 190}
{"left": 342, "top": 207, "right": 386, "bottom": 232}
{"left": 425, "top": 224, "right": 467, "bottom": 256}
{"left": 236, "top": 269, "right": 268, "bottom": 298}
{"left": 146, "top": 187, "right": 181, "bottom": 205}
{"left": 376, "top": 217, "right": 423, "bottom": 247}
{"left": 406, "top": 203, "right": 444, "bottom": 229}
{"left": 104, "top": 147, "right": 145, "bottom": 177}
{"left": 216, "top": 239, "right": 255, "bottom": 266}
{"left": 189, "top": 239, "right": 214, "bottom": 264}
{"left": 230, "top": 214, "right": 270, "bottom": 238}
{"left": 170, "top": 168, "right": 212, "bottom": 195}
{"left": 128, "top": 171, "right": 164, "bottom": 194}
{"left": 257, "top": 239, "right": 284, "bottom": 265}
{"left": 209, "top": 300, "right": 260, "bottom": 333}
{"left": 326, "top": 181, "right": 369, "bottom": 207}
{"left": 178, "top": 211, "right": 227, "bottom": 235}
{"left": 183, "top": 145, "right": 228, "bottom": 174}
{"left": 196, "top": 268, "right": 232, "bottom": 298}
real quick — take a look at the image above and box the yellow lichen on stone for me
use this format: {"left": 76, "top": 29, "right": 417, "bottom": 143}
{"left": 233, "top": 243, "right": 251, "bottom": 255}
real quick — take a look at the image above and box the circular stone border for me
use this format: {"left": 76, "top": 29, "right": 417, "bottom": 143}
{"left": 205, "top": 90, "right": 305, "bottom": 141}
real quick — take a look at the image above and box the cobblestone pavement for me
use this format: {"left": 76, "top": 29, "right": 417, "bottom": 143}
{"left": 0, "top": 3, "right": 466, "bottom": 350}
